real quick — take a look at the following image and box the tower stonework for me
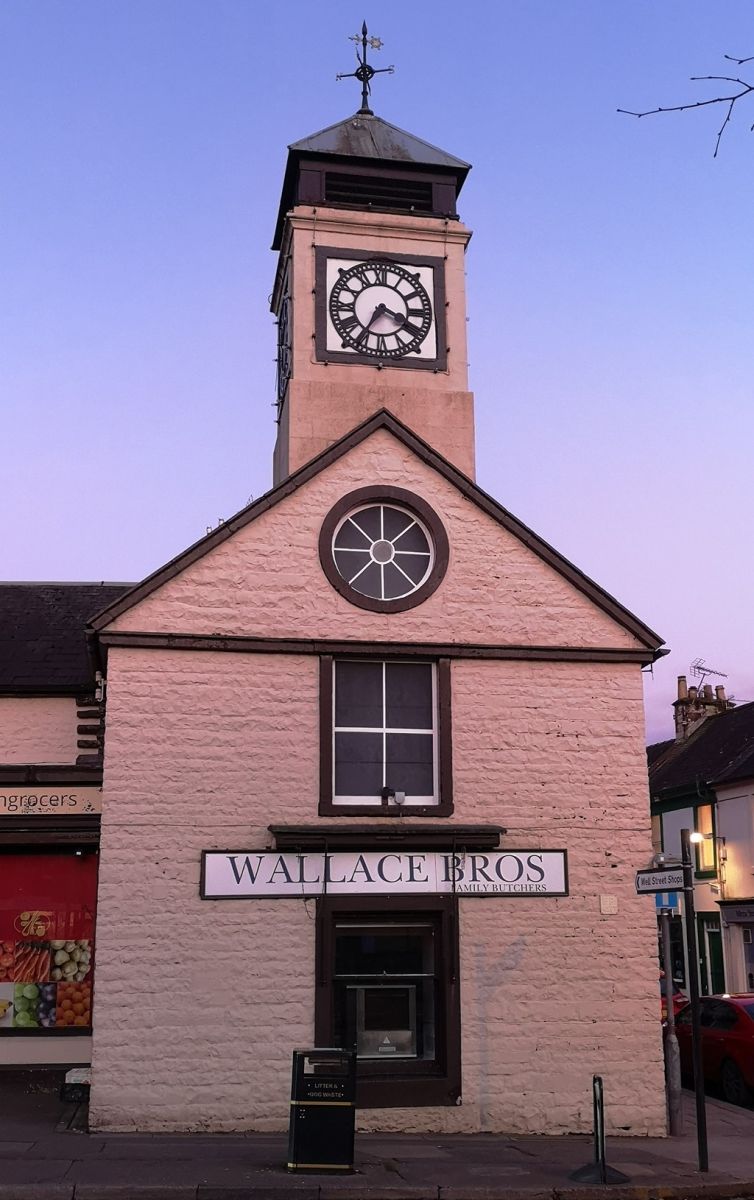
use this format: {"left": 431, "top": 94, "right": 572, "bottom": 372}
{"left": 271, "top": 113, "right": 475, "bottom": 482}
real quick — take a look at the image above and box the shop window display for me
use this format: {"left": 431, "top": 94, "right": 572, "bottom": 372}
{"left": 0, "top": 851, "right": 97, "bottom": 1035}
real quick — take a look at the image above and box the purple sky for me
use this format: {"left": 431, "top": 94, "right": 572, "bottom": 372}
{"left": 3, "top": 1, "right": 753, "bottom": 744}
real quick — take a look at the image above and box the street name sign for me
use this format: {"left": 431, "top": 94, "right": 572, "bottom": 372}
{"left": 635, "top": 867, "right": 684, "bottom": 894}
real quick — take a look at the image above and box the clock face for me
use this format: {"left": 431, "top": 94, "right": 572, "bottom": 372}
{"left": 328, "top": 260, "right": 433, "bottom": 360}
{"left": 276, "top": 293, "right": 291, "bottom": 402}
{"left": 323, "top": 256, "right": 438, "bottom": 363}
{"left": 275, "top": 264, "right": 292, "bottom": 404}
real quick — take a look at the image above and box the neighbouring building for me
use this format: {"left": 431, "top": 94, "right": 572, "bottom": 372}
{"left": 2, "top": 85, "right": 669, "bottom": 1136}
{"left": 0, "top": 584, "right": 128, "bottom": 1064}
{"left": 649, "top": 676, "right": 754, "bottom": 997}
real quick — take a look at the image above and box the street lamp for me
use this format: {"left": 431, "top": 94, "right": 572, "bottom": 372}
{"left": 681, "top": 827, "right": 708, "bottom": 1172}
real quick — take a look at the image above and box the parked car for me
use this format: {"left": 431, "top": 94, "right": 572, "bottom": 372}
{"left": 660, "top": 975, "right": 687, "bottom": 1023}
{"left": 674, "top": 994, "right": 754, "bottom": 1106}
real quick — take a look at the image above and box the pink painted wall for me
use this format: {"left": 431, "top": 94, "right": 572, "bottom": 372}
{"left": 106, "top": 428, "right": 644, "bottom": 651}
{"left": 275, "top": 207, "right": 474, "bottom": 480}
{"left": 286, "top": 208, "right": 471, "bottom": 392}
{"left": 90, "top": 649, "right": 665, "bottom": 1134}
{"left": 91, "top": 429, "right": 663, "bottom": 1133}
{"left": 0, "top": 696, "right": 79, "bottom": 764}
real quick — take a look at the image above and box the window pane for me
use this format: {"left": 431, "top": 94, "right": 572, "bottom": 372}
{"left": 391, "top": 554, "right": 430, "bottom": 585}
{"left": 350, "top": 561, "right": 383, "bottom": 599}
{"left": 335, "top": 928, "right": 433, "bottom": 976}
{"left": 390, "top": 517, "right": 430, "bottom": 553}
{"left": 385, "top": 663, "right": 432, "bottom": 729}
{"left": 696, "top": 805, "right": 715, "bottom": 871}
{"left": 334, "top": 548, "right": 371, "bottom": 581}
{"left": 335, "top": 519, "right": 372, "bottom": 549}
{"left": 332, "top": 922, "right": 438, "bottom": 1061}
{"left": 383, "top": 561, "right": 421, "bottom": 599}
{"left": 334, "top": 732, "right": 382, "bottom": 796}
{"left": 382, "top": 507, "right": 415, "bottom": 541}
{"left": 348, "top": 506, "right": 382, "bottom": 541}
{"left": 386, "top": 733, "right": 434, "bottom": 796}
{"left": 335, "top": 661, "right": 382, "bottom": 728}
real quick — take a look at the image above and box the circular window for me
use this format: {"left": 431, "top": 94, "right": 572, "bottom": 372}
{"left": 319, "top": 487, "right": 449, "bottom": 613}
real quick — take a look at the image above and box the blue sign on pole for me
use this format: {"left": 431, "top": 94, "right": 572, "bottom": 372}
{"left": 655, "top": 891, "right": 679, "bottom": 911}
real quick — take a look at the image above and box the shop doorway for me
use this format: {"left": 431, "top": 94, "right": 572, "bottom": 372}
{"left": 743, "top": 927, "right": 754, "bottom": 991}
{"left": 698, "top": 916, "right": 725, "bottom": 995}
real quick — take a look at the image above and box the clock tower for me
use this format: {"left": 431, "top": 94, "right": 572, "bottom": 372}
{"left": 271, "top": 97, "right": 475, "bottom": 483}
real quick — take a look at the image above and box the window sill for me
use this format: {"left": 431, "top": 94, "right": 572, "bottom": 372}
{"left": 318, "top": 802, "right": 454, "bottom": 818}
{"left": 356, "top": 1071, "right": 461, "bottom": 1108}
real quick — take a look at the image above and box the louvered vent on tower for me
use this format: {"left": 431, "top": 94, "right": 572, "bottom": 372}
{"left": 324, "top": 171, "right": 435, "bottom": 214}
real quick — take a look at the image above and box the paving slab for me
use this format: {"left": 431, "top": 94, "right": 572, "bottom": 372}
{"left": 0, "top": 1140, "right": 35, "bottom": 1155}
{"left": 0, "top": 1159, "right": 74, "bottom": 1184}
{"left": 196, "top": 1189, "right": 320, "bottom": 1200}
{"left": 74, "top": 1189, "right": 197, "bottom": 1200}
{"left": 0, "top": 1187, "right": 75, "bottom": 1200}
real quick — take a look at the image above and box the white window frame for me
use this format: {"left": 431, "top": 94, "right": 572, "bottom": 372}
{"left": 332, "top": 659, "right": 439, "bottom": 807}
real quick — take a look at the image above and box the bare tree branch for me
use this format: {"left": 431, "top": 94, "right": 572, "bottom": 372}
{"left": 618, "top": 54, "right": 754, "bottom": 155}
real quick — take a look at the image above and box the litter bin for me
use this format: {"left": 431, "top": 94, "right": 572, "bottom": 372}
{"left": 287, "top": 1047, "right": 356, "bottom": 1172}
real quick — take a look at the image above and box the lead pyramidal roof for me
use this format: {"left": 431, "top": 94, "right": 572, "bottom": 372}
{"left": 272, "top": 109, "right": 471, "bottom": 249}
{"left": 288, "top": 110, "right": 470, "bottom": 172}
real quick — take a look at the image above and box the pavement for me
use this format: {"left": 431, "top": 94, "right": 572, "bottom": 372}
{"left": 2, "top": 1070, "right": 754, "bottom": 1200}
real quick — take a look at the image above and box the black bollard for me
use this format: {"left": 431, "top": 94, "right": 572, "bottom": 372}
{"left": 569, "top": 1076, "right": 631, "bottom": 1185}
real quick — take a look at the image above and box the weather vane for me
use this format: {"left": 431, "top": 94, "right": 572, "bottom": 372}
{"left": 336, "top": 21, "right": 394, "bottom": 115}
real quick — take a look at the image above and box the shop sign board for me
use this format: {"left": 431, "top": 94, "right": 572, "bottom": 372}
{"left": 0, "top": 788, "right": 102, "bottom": 817}
{"left": 201, "top": 849, "right": 568, "bottom": 899}
{"left": 635, "top": 867, "right": 684, "bottom": 895}
{"left": 720, "top": 903, "right": 754, "bottom": 925}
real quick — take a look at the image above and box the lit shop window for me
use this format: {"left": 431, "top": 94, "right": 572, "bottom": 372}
{"left": 0, "top": 852, "right": 96, "bottom": 1035}
{"left": 695, "top": 805, "right": 716, "bottom": 873}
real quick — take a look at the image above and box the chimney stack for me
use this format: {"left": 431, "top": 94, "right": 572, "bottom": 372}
{"left": 673, "top": 674, "right": 733, "bottom": 741}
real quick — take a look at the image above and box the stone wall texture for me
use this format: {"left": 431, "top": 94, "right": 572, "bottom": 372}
{"left": 0, "top": 696, "right": 78, "bottom": 764}
{"left": 91, "top": 652, "right": 664, "bottom": 1135}
{"left": 90, "top": 431, "right": 664, "bottom": 1135}
{"left": 108, "top": 429, "right": 643, "bottom": 652}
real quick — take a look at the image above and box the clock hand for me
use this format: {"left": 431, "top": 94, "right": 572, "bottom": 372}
{"left": 354, "top": 304, "right": 387, "bottom": 344}
{"left": 380, "top": 305, "right": 416, "bottom": 328}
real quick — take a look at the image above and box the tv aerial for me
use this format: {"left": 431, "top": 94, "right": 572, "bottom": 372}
{"left": 690, "top": 657, "right": 728, "bottom": 688}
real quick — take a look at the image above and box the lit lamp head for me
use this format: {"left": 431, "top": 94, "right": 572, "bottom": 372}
{"left": 689, "top": 832, "right": 706, "bottom": 844}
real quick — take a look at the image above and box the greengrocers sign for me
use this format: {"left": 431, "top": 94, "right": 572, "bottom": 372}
{"left": 201, "top": 849, "right": 568, "bottom": 899}
{"left": 0, "top": 787, "right": 102, "bottom": 816}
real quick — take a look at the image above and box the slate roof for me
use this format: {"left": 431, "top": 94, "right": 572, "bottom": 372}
{"left": 0, "top": 583, "right": 132, "bottom": 692}
{"left": 648, "top": 702, "right": 754, "bottom": 797}
{"left": 288, "top": 112, "right": 470, "bottom": 172}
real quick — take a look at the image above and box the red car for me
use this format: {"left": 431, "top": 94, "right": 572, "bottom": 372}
{"left": 660, "top": 977, "right": 687, "bottom": 1023}
{"left": 674, "top": 994, "right": 754, "bottom": 1106}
